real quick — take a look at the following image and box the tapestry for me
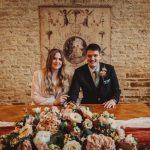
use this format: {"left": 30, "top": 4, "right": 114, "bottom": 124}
{"left": 39, "top": 6, "right": 111, "bottom": 70}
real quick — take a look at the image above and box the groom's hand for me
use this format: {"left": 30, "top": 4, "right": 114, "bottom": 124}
{"left": 103, "top": 99, "right": 116, "bottom": 109}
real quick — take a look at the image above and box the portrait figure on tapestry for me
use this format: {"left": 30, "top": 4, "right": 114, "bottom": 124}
{"left": 64, "top": 36, "right": 87, "bottom": 64}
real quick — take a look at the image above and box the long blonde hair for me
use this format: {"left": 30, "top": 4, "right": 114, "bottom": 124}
{"left": 42, "top": 48, "right": 67, "bottom": 96}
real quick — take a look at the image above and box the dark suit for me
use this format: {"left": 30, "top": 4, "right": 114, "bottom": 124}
{"left": 68, "top": 63, "right": 121, "bottom": 104}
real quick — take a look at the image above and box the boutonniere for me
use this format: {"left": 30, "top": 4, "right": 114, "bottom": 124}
{"left": 100, "top": 67, "right": 107, "bottom": 77}
{"left": 100, "top": 66, "right": 110, "bottom": 84}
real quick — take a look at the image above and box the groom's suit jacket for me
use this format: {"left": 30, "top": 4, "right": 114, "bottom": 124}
{"left": 68, "top": 63, "right": 121, "bottom": 104}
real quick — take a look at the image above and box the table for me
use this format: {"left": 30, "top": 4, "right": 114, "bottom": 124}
{"left": 0, "top": 102, "right": 150, "bottom": 148}
{"left": 0, "top": 103, "right": 149, "bottom": 121}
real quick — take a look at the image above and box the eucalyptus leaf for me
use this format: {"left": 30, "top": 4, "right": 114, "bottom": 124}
{"left": 49, "top": 132, "right": 64, "bottom": 148}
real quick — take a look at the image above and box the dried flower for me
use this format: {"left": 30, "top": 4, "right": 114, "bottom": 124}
{"left": 1, "top": 103, "right": 137, "bottom": 150}
{"left": 37, "top": 112, "right": 61, "bottom": 134}
{"left": 86, "top": 134, "right": 115, "bottom": 150}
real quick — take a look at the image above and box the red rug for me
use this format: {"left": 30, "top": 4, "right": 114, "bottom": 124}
{"left": 125, "top": 127, "right": 150, "bottom": 149}
{"left": 0, "top": 126, "right": 15, "bottom": 136}
{"left": 0, "top": 127, "right": 150, "bottom": 148}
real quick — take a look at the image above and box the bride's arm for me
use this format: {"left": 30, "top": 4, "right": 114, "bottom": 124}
{"left": 31, "top": 70, "right": 55, "bottom": 105}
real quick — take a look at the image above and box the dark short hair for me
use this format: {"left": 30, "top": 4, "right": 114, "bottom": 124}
{"left": 86, "top": 43, "right": 101, "bottom": 53}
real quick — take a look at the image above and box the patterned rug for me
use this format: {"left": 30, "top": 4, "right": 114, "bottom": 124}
{"left": 0, "top": 126, "right": 149, "bottom": 149}
{"left": 125, "top": 127, "right": 150, "bottom": 149}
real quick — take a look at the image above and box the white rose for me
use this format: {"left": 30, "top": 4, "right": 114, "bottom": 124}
{"left": 84, "top": 111, "right": 93, "bottom": 119}
{"left": 79, "top": 106, "right": 89, "bottom": 112}
{"left": 44, "top": 107, "right": 50, "bottom": 112}
{"left": 117, "top": 127, "right": 125, "bottom": 140}
{"left": 80, "top": 106, "right": 93, "bottom": 118}
{"left": 105, "top": 118, "right": 117, "bottom": 129}
{"left": 32, "top": 107, "right": 41, "bottom": 113}
{"left": 106, "top": 118, "right": 115, "bottom": 124}
{"left": 111, "top": 122, "right": 117, "bottom": 129}
{"left": 102, "top": 111, "right": 110, "bottom": 117}
{"left": 33, "top": 131, "right": 51, "bottom": 145}
{"left": 69, "top": 113, "right": 82, "bottom": 123}
{"left": 125, "top": 134, "right": 137, "bottom": 145}
{"left": 83, "top": 119, "right": 93, "bottom": 129}
{"left": 63, "top": 140, "right": 81, "bottom": 150}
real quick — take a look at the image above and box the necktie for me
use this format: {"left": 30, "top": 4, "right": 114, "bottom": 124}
{"left": 94, "top": 71, "right": 99, "bottom": 87}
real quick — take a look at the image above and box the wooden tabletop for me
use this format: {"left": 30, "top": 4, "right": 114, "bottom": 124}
{"left": 0, "top": 103, "right": 149, "bottom": 122}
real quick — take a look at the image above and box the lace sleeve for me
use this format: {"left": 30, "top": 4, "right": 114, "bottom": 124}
{"left": 31, "top": 70, "right": 55, "bottom": 105}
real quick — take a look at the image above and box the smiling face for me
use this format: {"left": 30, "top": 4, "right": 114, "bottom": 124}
{"left": 51, "top": 52, "right": 63, "bottom": 71}
{"left": 86, "top": 50, "right": 102, "bottom": 69}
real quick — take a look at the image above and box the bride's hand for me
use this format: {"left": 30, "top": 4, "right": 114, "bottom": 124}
{"left": 53, "top": 95, "right": 69, "bottom": 105}
{"left": 59, "top": 95, "right": 69, "bottom": 104}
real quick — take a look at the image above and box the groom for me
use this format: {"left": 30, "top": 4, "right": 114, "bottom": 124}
{"left": 68, "top": 43, "right": 121, "bottom": 108}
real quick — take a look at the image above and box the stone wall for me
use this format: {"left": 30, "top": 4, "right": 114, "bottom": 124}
{"left": 0, "top": 0, "right": 150, "bottom": 104}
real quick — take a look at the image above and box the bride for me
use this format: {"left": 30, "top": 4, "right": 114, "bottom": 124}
{"left": 31, "top": 48, "right": 70, "bottom": 105}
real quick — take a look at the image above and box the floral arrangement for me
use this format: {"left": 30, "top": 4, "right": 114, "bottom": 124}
{"left": 0, "top": 103, "right": 137, "bottom": 150}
